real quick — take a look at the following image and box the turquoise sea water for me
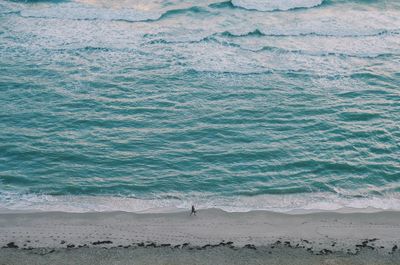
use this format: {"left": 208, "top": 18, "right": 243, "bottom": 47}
{"left": 0, "top": 0, "right": 399, "bottom": 212}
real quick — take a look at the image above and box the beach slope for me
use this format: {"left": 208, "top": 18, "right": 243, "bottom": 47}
{"left": 0, "top": 209, "right": 399, "bottom": 264}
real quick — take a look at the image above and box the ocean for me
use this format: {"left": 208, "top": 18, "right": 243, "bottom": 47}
{"left": 0, "top": 0, "right": 399, "bottom": 213}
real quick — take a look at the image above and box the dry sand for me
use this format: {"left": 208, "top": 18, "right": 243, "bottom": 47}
{"left": 0, "top": 209, "right": 399, "bottom": 264}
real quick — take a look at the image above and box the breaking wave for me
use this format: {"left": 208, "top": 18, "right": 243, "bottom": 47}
{"left": 230, "top": 0, "right": 324, "bottom": 11}
{"left": 19, "top": 4, "right": 209, "bottom": 22}
{"left": 220, "top": 28, "right": 400, "bottom": 38}
{"left": 1, "top": 191, "right": 400, "bottom": 213}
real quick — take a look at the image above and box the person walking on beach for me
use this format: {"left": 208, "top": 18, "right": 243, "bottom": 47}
{"left": 190, "top": 205, "right": 197, "bottom": 216}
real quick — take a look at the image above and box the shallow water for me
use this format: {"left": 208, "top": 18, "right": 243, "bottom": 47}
{"left": 0, "top": 0, "right": 399, "bottom": 212}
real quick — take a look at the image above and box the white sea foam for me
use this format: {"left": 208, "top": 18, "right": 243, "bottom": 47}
{"left": 1, "top": 191, "right": 400, "bottom": 214}
{"left": 231, "top": 0, "right": 324, "bottom": 11}
{"left": 20, "top": 3, "right": 162, "bottom": 22}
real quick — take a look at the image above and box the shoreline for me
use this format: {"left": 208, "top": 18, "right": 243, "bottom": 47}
{"left": 1, "top": 192, "right": 400, "bottom": 214}
{"left": 0, "top": 209, "right": 399, "bottom": 264}
{"left": 0, "top": 205, "right": 396, "bottom": 215}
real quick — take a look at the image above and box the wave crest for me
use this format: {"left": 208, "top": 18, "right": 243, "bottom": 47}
{"left": 231, "top": 0, "right": 324, "bottom": 11}
{"left": 220, "top": 28, "right": 400, "bottom": 38}
{"left": 19, "top": 4, "right": 208, "bottom": 22}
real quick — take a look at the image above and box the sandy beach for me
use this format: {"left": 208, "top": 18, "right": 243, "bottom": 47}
{"left": 0, "top": 209, "right": 399, "bottom": 264}
{"left": 2, "top": 0, "right": 400, "bottom": 264}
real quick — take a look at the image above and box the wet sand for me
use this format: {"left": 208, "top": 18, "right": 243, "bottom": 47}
{"left": 0, "top": 209, "right": 399, "bottom": 264}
